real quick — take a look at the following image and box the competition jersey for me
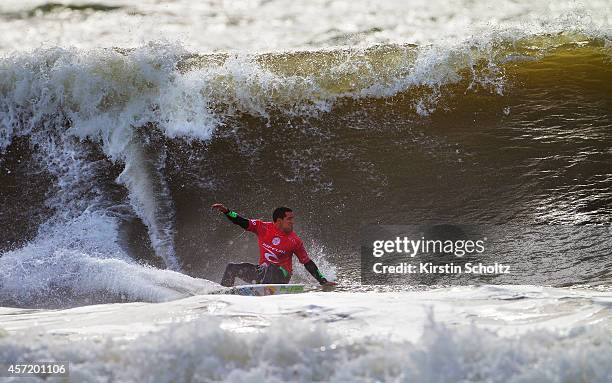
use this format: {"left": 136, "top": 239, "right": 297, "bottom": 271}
{"left": 246, "top": 219, "right": 311, "bottom": 273}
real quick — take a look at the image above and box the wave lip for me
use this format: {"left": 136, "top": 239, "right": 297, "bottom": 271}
{"left": 3, "top": 30, "right": 610, "bottom": 146}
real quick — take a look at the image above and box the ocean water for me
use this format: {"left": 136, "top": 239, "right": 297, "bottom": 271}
{"left": 0, "top": 1, "right": 611, "bottom": 382}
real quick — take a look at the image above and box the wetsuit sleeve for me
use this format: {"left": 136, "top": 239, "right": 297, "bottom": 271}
{"left": 304, "top": 260, "right": 328, "bottom": 285}
{"left": 224, "top": 210, "right": 249, "bottom": 230}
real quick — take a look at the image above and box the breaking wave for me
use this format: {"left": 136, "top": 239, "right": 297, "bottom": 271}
{"left": 0, "top": 27, "right": 611, "bottom": 307}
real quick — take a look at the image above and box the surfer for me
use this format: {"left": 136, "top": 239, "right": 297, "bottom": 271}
{"left": 211, "top": 203, "right": 337, "bottom": 287}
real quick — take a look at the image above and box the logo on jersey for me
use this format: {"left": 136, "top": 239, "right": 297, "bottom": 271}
{"left": 272, "top": 237, "right": 281, "bottom": 245}
{"left": 264, "top": 252, "right": 279, "bottom": 262}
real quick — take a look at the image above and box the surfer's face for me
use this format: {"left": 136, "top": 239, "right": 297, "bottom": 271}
{"left": 276, "top": 211, "right": 295, "bottom": 233}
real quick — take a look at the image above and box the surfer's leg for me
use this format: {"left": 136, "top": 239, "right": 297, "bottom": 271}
{"left": 260, "top": 264, "right": 291, "bottom": 284}
{"left": 220, "top": 263, "right": 259, "bottom": 287}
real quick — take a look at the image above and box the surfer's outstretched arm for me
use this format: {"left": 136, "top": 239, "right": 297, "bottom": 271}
{"left": 211, "top": 203, "right": 249, "bottom": 229}
{"left": 224, "top": 210, "right": 249, "bottom": 229}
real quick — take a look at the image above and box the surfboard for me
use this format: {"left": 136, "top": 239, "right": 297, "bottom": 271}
{"left": 222, "top": 283, "right": 305, "bottom": 296}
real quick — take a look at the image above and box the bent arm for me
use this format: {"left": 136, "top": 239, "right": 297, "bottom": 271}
{"left": 304, "top": 259, "right": 329, "bottom": 285}
{"left": 295, "top": 242, "right": 330, "bottom": 285}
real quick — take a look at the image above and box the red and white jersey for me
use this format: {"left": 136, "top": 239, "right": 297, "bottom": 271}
{"left": 246, "top": 219, "right": 310, "bottom": 273}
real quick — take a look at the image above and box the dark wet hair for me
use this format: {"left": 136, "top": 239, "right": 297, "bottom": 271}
{"left": 273, "top": 207, "right": 293, "bottom": 222}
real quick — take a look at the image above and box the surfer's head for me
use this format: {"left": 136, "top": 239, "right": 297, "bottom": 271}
{"left": 273, "top": 207, "right": 294, "bottom": 233}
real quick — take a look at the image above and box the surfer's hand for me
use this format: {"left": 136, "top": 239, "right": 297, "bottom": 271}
{"left": 211, "top": 203, "right": 229, "bottom": 214}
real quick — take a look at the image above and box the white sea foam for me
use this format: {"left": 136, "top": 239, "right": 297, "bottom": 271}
{"left": 0, "top": 286, "right": 610, "bottom": 382}
{"left": 0, "top": 0, "right": 609, "bottom": 52}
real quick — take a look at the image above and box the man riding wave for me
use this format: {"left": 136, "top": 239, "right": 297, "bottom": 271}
{"left": 211, "top": 203, "right": 336, "bottom": 287}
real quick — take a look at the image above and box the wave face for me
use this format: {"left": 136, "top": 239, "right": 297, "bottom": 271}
{"left": 1, "top": 25, "right": 611, "bottom": 307}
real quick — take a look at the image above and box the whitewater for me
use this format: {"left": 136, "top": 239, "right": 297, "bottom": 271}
{"left": 0, "top": 0, "right": 611, "bottom": 382}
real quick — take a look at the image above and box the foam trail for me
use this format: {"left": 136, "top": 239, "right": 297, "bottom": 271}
{"left": 0, "top": 209, "right": 217, "bottom": 308}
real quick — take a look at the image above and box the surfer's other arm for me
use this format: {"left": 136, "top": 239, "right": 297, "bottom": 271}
{"left": 294, "top": 240, "right": 336, "bottom": 286}
{"left": 304, "top": 260, "right": 332, "bottom": 285}
{"left": 211, "top": 203, "right": 249, "bottom": 229}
